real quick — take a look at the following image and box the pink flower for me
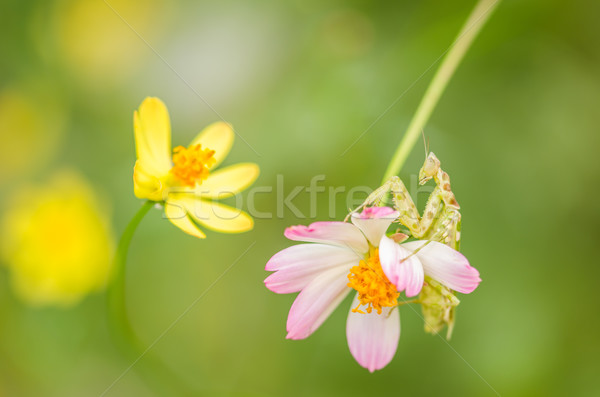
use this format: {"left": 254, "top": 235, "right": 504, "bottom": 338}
{"left": 265, "top": 207, "right": 481, "bottom": 372}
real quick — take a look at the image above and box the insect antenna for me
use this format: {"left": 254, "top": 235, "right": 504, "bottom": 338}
{"left": 421, "top": 129, "right": 430, "bottom": 156}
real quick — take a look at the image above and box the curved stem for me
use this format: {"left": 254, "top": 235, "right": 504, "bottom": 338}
{"left": 108, "top": 200, "right": 153, "bottom": 354}
{"left": 382, "top": 0, "right": 500, "bottom": 183}
{"left": 106, "top": 201, "right": 197, "bottom": 396}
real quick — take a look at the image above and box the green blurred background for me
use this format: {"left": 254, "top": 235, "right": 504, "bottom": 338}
{"left": 1, "top": 0, "right": 599, "bottom": 396}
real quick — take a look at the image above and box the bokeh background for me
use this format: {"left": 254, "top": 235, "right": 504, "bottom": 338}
{"left": 1, "top": 0, "right": 599, "bottom": 396}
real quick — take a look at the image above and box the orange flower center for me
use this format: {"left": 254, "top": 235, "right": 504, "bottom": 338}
{"left": 347, "top": 247, "right": 399, "bottom": 314}
{"left": 170, "top": 144, "right": 216, "bottom": 187}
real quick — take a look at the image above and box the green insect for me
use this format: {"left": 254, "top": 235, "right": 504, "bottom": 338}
{"left": 351, "top": 152, "right": 464, "bottom": 338}
{"left": 353, "top": 152, "right": 462, "bottom": 250}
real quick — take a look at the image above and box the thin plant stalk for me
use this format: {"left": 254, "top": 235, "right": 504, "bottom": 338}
{"left": 382, "top": 0, "right": 500, "bottom": 182}
{"left": 106, "top": 201, "right": 196, "bottom": 396}
{"left": 107, "top": 200, "right": 153, "bottom": 354}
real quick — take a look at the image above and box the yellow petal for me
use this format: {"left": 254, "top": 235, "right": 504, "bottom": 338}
{"left": 189, "top": 121, "right": 234, "bottom": 169}
{"left": 134, "top": 97, "right": 172, "bottom": 177}
{"left": 133, "top": 161, "right": 165, "bottom": 201}
{"left": 197, "top": 163, "right": 259, "bottom": 199}
{"left": 164, "top": 199, "right": 206, "bottom": 239}
{"left": 170, "top": 194, "right": 254, "bottom": 234}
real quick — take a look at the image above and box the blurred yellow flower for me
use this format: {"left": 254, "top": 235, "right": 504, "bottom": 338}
{"left": 0, "top": 87, "right": 65, "bottom": 184}
{"left": 0, "top": 172, "right": 114, "bottom": 307}
{"left": 133, "top": 97, "right": 259, "bottom": 238}
{"left": 51, "top": 0, "right": 170, "bottom": 86}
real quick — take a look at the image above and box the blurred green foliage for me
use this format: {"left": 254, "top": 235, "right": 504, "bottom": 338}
{"left": 1, "top": 0, "right": 599, "bottom": 396}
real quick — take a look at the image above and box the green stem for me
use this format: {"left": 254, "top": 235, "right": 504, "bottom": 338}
{"left": 382, "top": 0, "right": 500, "bottom": 183}
{"left": 398, "top": 299, "right": 420, "bottom": 306}
{"left": 106, "top": 201, "right": 197, "bottom": 396}
{"left": 108, "top": 200, "right": 153, "bottom": 354}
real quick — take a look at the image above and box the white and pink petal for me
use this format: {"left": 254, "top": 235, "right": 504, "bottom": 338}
{"left": 379, "top": 236, "right": 424, "bottom": 297}
{"left": 402, "top": 240, "right": 481, "bottom": 294}
{"left": 286, "top": 265, "right": 352, "bottom": 340}
{"left": 284, "top": 222, "right": 368, "bottom": 254}
{"left": 350, "top": 207, "right": 398, "bottom": 247}
{"left": 346, "top": 294, "right": 400, "bottom": 372}
{"left": 265, "top": 244, "right": 358, "bottom": 294}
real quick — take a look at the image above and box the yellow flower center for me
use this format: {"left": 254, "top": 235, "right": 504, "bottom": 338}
{"left": 347, "top": 247, "right": 399, "bottom": 314}
{"left": 170, "top": 144, "right": 216, "bottom": 187}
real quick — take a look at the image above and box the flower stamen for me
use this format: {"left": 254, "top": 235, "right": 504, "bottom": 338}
{"left": 347, "top": 247, "right": 399, "bottom": 315}
{"left": 170, "top": 144, "right": 216, "bottom": 187}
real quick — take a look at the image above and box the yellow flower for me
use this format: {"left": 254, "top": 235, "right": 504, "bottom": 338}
{"left": 49, "top": 0, "right": 170, "bottom": 87}
{"left": 0, "top": 86, "right": 65, "bottom": 184}
{"left": 0, "top": 172, "right": 114, "bottom": 307}
{"left": 133, "top": 97, "right": 259, "bottom": 239}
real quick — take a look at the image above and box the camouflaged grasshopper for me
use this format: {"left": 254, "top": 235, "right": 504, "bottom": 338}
{"left": 350, "top": 152, "right": 463, "bottom": 338}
